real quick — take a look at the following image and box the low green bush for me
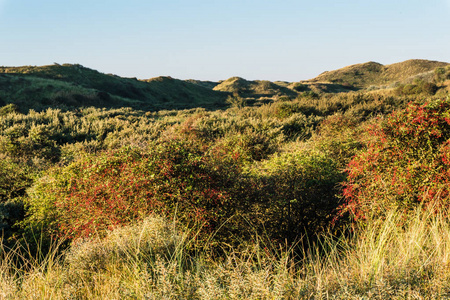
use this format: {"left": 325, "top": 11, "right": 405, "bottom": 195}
{"left": 395, "top": 81, "right": 438, "bottom": 96}
{"left": 0, "top": 158, "right": 33, "bottom": 242}
{"left": 246, "top": 150, "right": 344, "bottom": 241}
{"left": 312, "top": 113, "right": 367, "bottom": 168}
{"left": 0, "top": 103, "right": 20, "bottom": 116}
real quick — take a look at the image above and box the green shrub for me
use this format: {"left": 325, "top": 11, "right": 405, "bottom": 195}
{"left": 0, "top": 103, "right": 20, "bottom": 116}
{"left": 395, "top": 81, "right": 438, "bottom": 96}
{"left": 312, "top": 113, "right": 367, "bottom": 168}
{"left": 0, "top": 158, "right": 33, "bottom": 242}
{"left": 422, "top": 82, "right": 439, "bottom": 95}
{"left": 226, "top": 93, "right": 247, "bottom": 108}
{"left": 434, "top": 67, "right": 450, "bottom": 82}
{"left": 246, "top": 150, "right": 344, "bottom": 241}
{"left": 292, "top": 82, "right": 308, "bottom": 92}
{"left": 210, "top": 130, "right": 281, "bottom": 164}
{"left": 299, "top": 91, "right": 319, "bottom": 100}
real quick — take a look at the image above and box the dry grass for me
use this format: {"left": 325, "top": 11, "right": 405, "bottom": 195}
{"left": 213, "top": 77, "right": 297, "bottom": 101}
{"left": 308, "top": 59, "right": 449, "bottom": 89}
{"left": 307, "top": 207, "right": 450, "bottom": 299}
{"left": 2, "top": 209, "right": 450, "bottom": 299}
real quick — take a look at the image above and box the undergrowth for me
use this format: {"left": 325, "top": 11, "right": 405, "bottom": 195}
{"left": 2, "top": 208, "right": 450, "bottom": 299}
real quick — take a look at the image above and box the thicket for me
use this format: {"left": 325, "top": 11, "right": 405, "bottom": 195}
{"left": 343, "top": 98, "right": 450, "bottom": 221}
{"left": 0, "top": 86, "right": 446, "bottom": 249}
{"left": 24, "top": 136, "right": 344, "bottom": 250}
{"left": 395, "top": 79, "right": 438, "bottom": 96}
{"left": 0, "top": 90, "right": 396, "bottom": 248}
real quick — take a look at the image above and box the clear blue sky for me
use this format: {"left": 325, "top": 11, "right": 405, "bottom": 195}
{"left": 1, "top": 0, "right": 449, "bottom": 81}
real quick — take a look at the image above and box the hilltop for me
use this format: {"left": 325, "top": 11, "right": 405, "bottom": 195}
{"left": 306, "top": 59, "right": 449, "bottom": 88}
{"left": 212, "top": 76, "right": 298, "bottom": 103}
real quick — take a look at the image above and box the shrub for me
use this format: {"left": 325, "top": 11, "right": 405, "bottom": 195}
{"left": 0, "top": 103, "right": 20, "bottom": 116}
{"left": 0, "top": 158, "right": 33, "bottom": 241}
{"left": 422, "top": 82, "right": 439, "bottom": 95}
{"left": 395, "top": 81, "right": 438, "bottom": 96}
{"left": 312, "top": 113, "right": 367, "bottom": 168}
{"left": 434, "top": 67, "right": 450, "bottom": 82}
{"left": 210, "top": 130, "right": 281, "bottom": 165}
{"left": 292, "top": 82, "right": 308, "bottom": 92}
{"left": 343, "top": 99, "right": 450, "bottom": 221}
{"left": 226, "top": 93, "right": 247, "bottom": 108}
{"left": 246, "top": 150, "right": 344, "bottom": 241}
{"left": 25, "top": 138, "right": 239, "bottom": 243}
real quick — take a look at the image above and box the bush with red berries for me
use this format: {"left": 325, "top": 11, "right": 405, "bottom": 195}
{"left": 343, "top": 99, "right": 450, "bottom": 221}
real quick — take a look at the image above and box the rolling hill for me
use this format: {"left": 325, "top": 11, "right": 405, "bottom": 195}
{"left": 0, "top": 64, "right": 229, "bottom": 112}
{"left": 0, "top": 59, "right": 449, "bottom": 112}
{"left": 305, "top": 59, "right": 449, "bottom": 88}
{"left": 212, "top": 77, "right": 297, "bottom": 99}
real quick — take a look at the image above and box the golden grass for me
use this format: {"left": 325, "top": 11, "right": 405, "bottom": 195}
{"left": 308, "top": 59, "right": 449, "bottom": 89}
{"left": 2, "top": 208, "right": 450, "bottom": 299}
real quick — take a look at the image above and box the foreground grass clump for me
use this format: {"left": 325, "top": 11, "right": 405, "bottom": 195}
{"left": 2, "top": 210, "right": 450, "bottom": 299}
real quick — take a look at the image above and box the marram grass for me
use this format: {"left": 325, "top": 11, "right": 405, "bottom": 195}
{"left": 2, "top": 209, "right": 450, "bottom": 299}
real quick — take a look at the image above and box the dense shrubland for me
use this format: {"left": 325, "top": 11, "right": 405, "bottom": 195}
{"left": 0, "top": 90, "right": 422, "bottom": 246}
{"left": 1, "top": 70, "right": 450, "bottom": 297}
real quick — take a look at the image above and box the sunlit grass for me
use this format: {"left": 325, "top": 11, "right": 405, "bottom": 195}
{"left": 1, "top": 208, "right": 450, "bottom": 299}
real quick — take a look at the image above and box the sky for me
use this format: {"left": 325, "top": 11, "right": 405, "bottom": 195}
{"left": 0, "top": 0, "right": 449, "bottom": 82}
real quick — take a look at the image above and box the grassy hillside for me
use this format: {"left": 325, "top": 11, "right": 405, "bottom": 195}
{"left": 143, "top": 76, "right": 226, "bottom": 109}
{"left": 3, "top": 59, "right": 446, "bottom": 114}
{"left": 213, "top": 77, "right": 298, "bottom": 101}
{"left": 0, "top": 73, "right": 141, "bottom": 112}
{"left": 307, "top": 59, "right": 449, "bottom": 88}
{"left": 185, "top": 79, "right": 219, "bottom": 90}
{"left": 0, "top": 64, "right": 229, "bottom": 111}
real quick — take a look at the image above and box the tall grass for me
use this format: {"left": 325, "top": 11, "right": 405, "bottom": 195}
{"left": 305, "top": 207, "right": 450, "bottom": 298}
{"left": 1, "top": 208, "right": 450, "bottom": 299}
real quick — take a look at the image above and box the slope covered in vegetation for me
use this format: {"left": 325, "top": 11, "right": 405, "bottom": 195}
{"left": 307, "top": 59, "right": 449, "bottom": 88}
{"left": 0, "top": 64, "right": 229, "bottom": 111}
{"left": 1, "top": 59, "right": 448, "bottom": 114}
{"left": 213, "top": 77, "right": 298, "bottom": 101}
{"left": 1, "top": 59, "right": 450, "bottom": 298}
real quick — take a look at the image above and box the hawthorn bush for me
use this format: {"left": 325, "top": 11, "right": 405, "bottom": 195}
{"left": 25, "top": 137, "right": 240, "bottom": 243}
{"left": 343, "top": 98, "right": 450, "bottom": 221}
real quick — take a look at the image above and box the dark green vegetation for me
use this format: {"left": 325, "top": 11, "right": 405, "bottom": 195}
{"left": 1, "top": 59, "right": 450, "bottom": 297}
{"left": 0, "top": 64, "right": 228, "bottom": 112}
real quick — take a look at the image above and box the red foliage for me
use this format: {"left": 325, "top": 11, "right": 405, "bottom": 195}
{"left": 48, "top": 138, "right": 234, "bottom": 240}
{"left": 342, "top": 99, "right": 450, "bottom": 220}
